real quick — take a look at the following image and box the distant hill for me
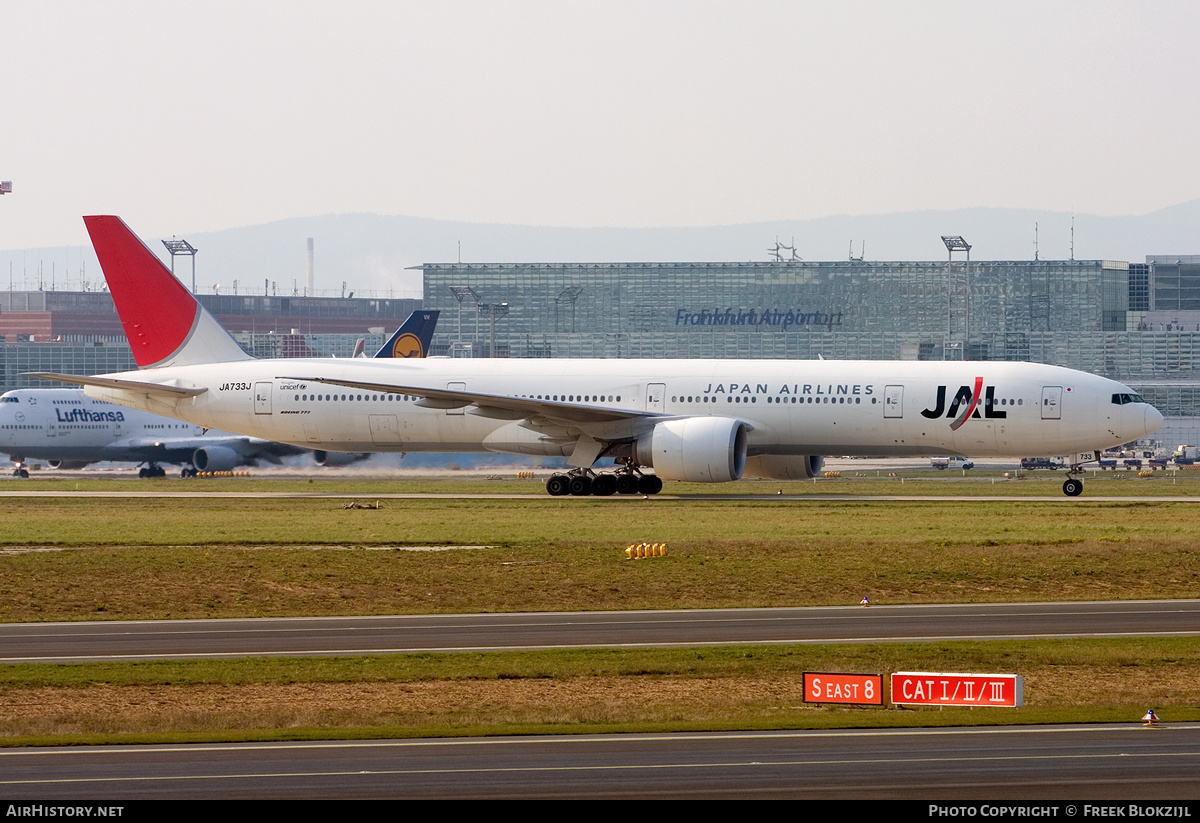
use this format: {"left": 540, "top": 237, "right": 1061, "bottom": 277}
{"left": 3, "top": 201, "right": 1198, "bottom": 298}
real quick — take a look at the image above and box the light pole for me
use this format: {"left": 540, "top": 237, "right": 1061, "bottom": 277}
{"left": 942, "top": 235, "right": 972, "bottom": 359}
{"left": 477, "top": 302, "right": 510, "bottom": 358}
{"left": 162, "top": 238, "right": 199, "bottom": 293}
{"left": 449, "top": 286, "right": 480, "bottom": 355}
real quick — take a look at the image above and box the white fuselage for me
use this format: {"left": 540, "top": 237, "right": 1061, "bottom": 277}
{"left": 81, "top": 358, "right": 1161, "bottom": 461}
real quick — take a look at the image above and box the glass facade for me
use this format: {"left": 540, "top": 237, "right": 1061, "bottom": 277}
{"left": 421, "top": 258, "right": 1200, "bottom": 418}
{"left": 422, "top": 259, "right": 1131, "bottom": 359}
{"left": 0, "top": 343, "right": 138, "bottom": 391}
{"left": 1149, "top": 255, "right": 1200, "bottom": 312}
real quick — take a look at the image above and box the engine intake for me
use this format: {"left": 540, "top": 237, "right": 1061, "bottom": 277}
{"left": 312, "top": 450, "right": 370, "bottom": 467}
{"left": 192, "top": 446, "right": 242, "bottom": 472}
{"left": 636, "top": 417, "right": 748, "bottom": 482}
{"left": 47, "top": 459, "right": 91, "bottom": 470}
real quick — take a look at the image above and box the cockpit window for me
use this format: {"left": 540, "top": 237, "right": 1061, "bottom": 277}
{"left": 1111, "top": 393, "right": 1146, "bottom": 405}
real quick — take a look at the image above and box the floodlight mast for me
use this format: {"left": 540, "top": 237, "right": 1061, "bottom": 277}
{"left": 162, "top": 238, "right": 199, "bottom": 293}
{"left": 449, "top": 285, "right": 480, "bottom": 345}
{"left": 478, "top": 302, "right": 510, "bottom": 358}
{"left": 942, "top": 235, "right": 972, "bottom": 359}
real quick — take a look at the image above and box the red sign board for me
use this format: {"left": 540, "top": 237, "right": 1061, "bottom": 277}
{"left": 804, "top": 672, "right": 884, "bottom": 705}
{"left": 890, "top": 672, "right": 1023, "bottom": 707}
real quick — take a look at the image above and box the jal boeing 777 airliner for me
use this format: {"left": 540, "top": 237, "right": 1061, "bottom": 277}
{"left": 33, "top": 216, "right": 1163, "bottom": 497}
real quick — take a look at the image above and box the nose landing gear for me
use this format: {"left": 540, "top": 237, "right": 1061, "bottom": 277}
{"left": 1061, "top": 451, "right": 1098, "bottom": 496}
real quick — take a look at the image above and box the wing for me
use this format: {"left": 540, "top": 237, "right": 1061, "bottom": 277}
{"left": 110, "top": 433, "right": 307, "bottom": 466}
{"left": 276, "top": 374, "right": 648, "bottom": 425}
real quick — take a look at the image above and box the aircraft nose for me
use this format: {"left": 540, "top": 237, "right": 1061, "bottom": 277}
{"left": 1144, "top": 404, "right": 1164, "bottom": 436}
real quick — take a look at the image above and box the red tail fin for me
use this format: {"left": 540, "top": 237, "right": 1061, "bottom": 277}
{"left": 83, "top": 216, "right": 251, "bottom": 368}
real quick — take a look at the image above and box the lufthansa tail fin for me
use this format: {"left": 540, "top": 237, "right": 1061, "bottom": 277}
{"left": 83, "top": 216, "right": 253, "bottom": 369}
{"left": 373, "top": 310, "right": 439, "bottom": 358}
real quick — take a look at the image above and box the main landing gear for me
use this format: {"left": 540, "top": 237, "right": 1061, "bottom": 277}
{"left": 138, "top": 463, "right": 167, "bottom": 479}
{"left": 546, "top": 464, "right": 663, "bottom": 497}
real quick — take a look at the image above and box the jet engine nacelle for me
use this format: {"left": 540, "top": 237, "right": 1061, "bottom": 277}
{"left": 47, "top": 459, "right": 91, "bottom": 470}
{"left": 192, "top": 446, "right": 243, "bottom": 472}
{"left": 742, "top": 454, "right": 824, "bottom": 480}
{"left": 312, "top": 450, "right": 371, "bottom": 467}
{"left": 635, "top": 416, "right": 748, "bottom": 482}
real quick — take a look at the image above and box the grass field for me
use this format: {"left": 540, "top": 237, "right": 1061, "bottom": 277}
{"left": 0, "top": 472, "right": 1197, "bottom": 744}
{"left": 2, "top": 639, "right": 1198, "bottom": 745}
{"left": 2, "top": 483, "right": 1198, "bottom": 619}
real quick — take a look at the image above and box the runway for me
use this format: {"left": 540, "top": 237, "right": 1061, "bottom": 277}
{"left": 3, "top": 725, "right": 1199, "bottom": 799}
{"left": 2, "top": 488, "right": 1199, "bottom": 503}
{"left": 3, "top": 600, "right": 1198, "bottom": 662}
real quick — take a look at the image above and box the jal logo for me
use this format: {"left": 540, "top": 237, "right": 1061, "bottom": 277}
{"left": 921, "top": 377, "right": 1007, "bottom": 430}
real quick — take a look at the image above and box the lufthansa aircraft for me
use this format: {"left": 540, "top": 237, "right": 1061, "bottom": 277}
{"left": 0, "top": 389, "right": 307, "bottom": 477}
{"left": 33, "top": 216, "right": 1163, "bottom": 496}
{"left": 5, "top": 309, "right": 440, "bottom": 477}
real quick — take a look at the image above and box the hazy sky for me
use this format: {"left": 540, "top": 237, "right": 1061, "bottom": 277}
{"left": 3, "top": 0, "right": 1198, "bottom": 250}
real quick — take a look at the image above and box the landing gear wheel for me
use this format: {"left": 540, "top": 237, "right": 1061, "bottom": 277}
{"left": 615, "top": 473, "right": 640, "bottom": 495}
{"left": 638, "top": 475, "right": 663, "bottom": 495}
{"left": 568, "top": 475, "right": 593, "bottom": 496}
{"left": 1063, "top": 478, "right": 1083, "bottom": 497}
{"left": 546, "top": 474, "right": 570, "bottom": 496}
{"left": 591, "top": 474, "right": 617, "bottom": 496}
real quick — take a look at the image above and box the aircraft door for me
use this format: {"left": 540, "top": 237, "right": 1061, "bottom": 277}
{"left": 647, "top": 383, "right": 666, "bottom": 413}
{"left": 254, "top": 382, "right": 273, "bottom": 415}
{"left": 1041, "top": 386, "right": 1062, "bottom": 420}
{"left": 884, "top": 385, "right": 903, "bottom": 418}
{"left": 369, "top": 414, "right": 400, "bottom": 445}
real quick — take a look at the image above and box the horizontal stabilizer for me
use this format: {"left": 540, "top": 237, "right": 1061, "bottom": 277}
{"left": 27, "top": 373, "right": 207, "bottom": 398}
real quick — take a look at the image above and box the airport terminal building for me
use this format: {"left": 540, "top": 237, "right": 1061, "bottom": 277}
{"left": 420, "top": 255, "right": 1200, "bottom": 443}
